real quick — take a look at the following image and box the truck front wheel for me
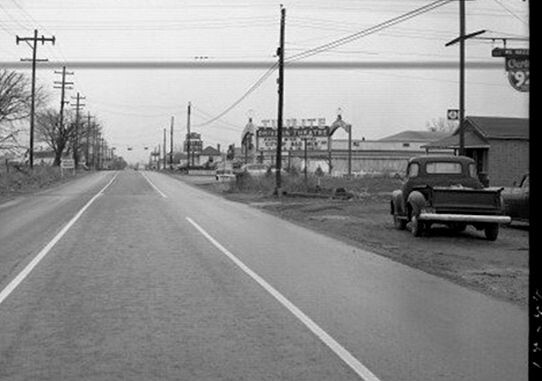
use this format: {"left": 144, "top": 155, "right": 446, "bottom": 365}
{"left": 484, "top": 223, "right": 499, "bottom": 241}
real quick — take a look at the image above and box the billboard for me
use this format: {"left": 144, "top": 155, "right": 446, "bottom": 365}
{"left": 256, "top": 126, "right": 330, "bottom": 151}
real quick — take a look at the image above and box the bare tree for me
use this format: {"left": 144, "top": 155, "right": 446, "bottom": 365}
{"left": 1, "top": 69, "right": 49, "bottom": 162}
{"left": 35, "top": 108, "right": 76, "bottom": 166}
{"left": 0, "top": 70, "right": 32, "bottom": 127}
{"left": 36, "top": 108, "right": 102, "bottom": 166}
{"left": 426, "top": 117, "right": 456, "bottom": 133}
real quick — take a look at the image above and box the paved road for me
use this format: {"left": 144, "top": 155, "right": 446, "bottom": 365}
{"left": 0, "top": 170, "right": 528, "bottom": 380}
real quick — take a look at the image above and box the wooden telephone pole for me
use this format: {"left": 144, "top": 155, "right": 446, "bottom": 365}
{"left": 274, "top": 6, "right": 285, "bottom": 194}
{"left": 71, "top": 93, "right": 86, "bottom": 168}
{"left": 170, "top": 116, "right": 174, "bottom": 170}
{"left": 16, "top": 30, "right": 55, "bottom": 169}
{"left": 186, "top": 102, "right": 191, "bottom": 169}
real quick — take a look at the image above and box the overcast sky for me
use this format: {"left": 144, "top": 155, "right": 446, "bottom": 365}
{"left": 0, "top": 0, "right": 529, "bottom": 164}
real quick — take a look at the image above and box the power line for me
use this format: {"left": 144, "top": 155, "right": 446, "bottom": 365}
{"left": 286, "top": 0, "right": 454, "bottom": 63}
{"left": 192, "top": 63, "right": 278, "bottom": 127}
{"left": 492, "top": 0, "right": 528, "bottom": 26}
{"left": 191, "top": 106, "right": 241, "bottom": 129}
{"left": 0, "top": 2, "right": 27, "bottom": 30}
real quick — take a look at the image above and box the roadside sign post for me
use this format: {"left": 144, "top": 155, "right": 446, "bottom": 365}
{"left": 60, "top": 158, "right": 75, "bottom": 178}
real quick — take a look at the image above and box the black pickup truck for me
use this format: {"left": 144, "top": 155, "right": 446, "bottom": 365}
{"left": 390, "top": 155, "right": 511, "bottom": 240}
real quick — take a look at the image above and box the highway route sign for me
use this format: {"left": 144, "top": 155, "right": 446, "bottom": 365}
{"left": 505, "top": 57, "right": 529, "bottom": 92}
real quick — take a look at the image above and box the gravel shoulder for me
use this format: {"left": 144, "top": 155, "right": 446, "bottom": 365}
{"left": 170, "top": 173, "right": 529, "bottom": 309}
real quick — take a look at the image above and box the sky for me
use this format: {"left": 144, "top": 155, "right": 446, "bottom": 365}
{"left": 0, "top": 0, "right": 529, "bottom": 164}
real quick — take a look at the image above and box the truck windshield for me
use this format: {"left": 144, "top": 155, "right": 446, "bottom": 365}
{"left": 426, "top": 162, "right": 462, "bottom": 174}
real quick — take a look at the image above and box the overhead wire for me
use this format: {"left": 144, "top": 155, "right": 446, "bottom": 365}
{"left": 184, "top": 0, "right": 457, "bottom": 128}
{"left": 191, "top": 62, "right": 278, "bottom": 127}
{"left": 491, "top": 0, "right": 528, "bottom": 26}
{"left": 285, "top": 0, "right": 454, "bottom": 63}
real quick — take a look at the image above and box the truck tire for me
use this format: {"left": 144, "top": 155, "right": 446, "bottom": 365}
{"left": 484, "top": 223, "right": 499, "bottom": 241}
{"left": 394, "top": 214, "right": 407, "bottom": 230}
{"left": 410, "top": 215, "right": 424, "bottom": 237}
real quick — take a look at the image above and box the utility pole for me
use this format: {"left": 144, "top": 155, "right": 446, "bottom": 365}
{"left": 71, "top": 92, "right": 85, "bottom": 168}
{"left": 445, "top": 0, "right": 485, "bottom": 157}
{"left": 163, "top": 128, "right": 167, "bottom": 170}
{"left": 170, "top": 116, "right": 174, "bottom": 170}
{"left": 186, "top": 102, "right": 191, "bottom": 169}
{"left": 16, "top": 30, "right": 55, "bottom": 169}
{"left": 458, "top": 0, "right": 465, "bottom": 156}
{"left": 348, "top": 126, "right": 352, "bottom": 177}
{"left": 157, "top": 144, "right": 161, "bottom": 170}
{"left": 101, "top": 138, "right": 105, "bottom": 169}
{"left": 274, "top": 6, "right": 285, "bottom": 195}
{"left": 304, "top": 138, "right": 308, "bottom": 182}
{"left": 53, "top": 67, "right": 74, "bottom": 162}
{"left": 94, "top": 132, "right": 100, "bottom": 170}
{"left": 86, "top": 112, "right": 95, "bottom": 168}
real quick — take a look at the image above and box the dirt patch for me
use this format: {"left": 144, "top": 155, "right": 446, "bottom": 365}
{"left": 171, "top": 173, "right": 530, "bottom": 308}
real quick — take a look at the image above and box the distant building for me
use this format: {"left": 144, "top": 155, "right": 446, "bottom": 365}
{"left": 199, "top": 145, "right": 222, "bottom": 165}
{"left": 423, "top": 116, "right": 529, "bottom": 186}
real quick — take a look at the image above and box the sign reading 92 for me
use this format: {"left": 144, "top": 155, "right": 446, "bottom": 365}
{"left": 508, "top": 70, "right": 529, "bottom": 92}
{"left": 505, "top": 57, "right": 529, "bottom": 92}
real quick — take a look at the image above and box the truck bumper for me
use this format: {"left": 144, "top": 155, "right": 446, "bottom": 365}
{"left": 418, "top": 213, "right": 511, "bottom": 224}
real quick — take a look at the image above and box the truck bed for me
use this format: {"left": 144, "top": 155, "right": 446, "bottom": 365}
{"left": 428, "top": 186, "right": 503, "bottom": 215}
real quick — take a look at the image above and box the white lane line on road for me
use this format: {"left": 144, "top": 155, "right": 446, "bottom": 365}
{"left": 186, "top": 217, "right": 381, "bottom": 381}
{"left": 0, "top": 173, "right": 119, "bottom": 306}
{"left": 140, "top": 171, "right": 167, "bottom": 198}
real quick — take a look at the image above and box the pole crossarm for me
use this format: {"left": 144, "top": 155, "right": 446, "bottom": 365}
{"left": 445, "top": 29, "right": 486, "bottom": 46}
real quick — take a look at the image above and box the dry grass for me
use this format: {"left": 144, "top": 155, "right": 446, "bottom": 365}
{"left": 227, "top": 171, "right": 402, "bottom": 196}
{"left": 0, "top": 165, "right": 75, "bottom": 196}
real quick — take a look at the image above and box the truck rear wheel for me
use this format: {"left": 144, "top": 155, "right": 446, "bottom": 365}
{"left": 410, "top": 215, "right": 424, "bottom": 237}
{"left": 394, "top": 215, "right": 407, "bottom": 230}
{"left": 484, "top": 223, "right": 499, "bottom": 241}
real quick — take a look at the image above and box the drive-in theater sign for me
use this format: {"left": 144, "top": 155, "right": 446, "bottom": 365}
{"left": 256, "top": 118, "right": 330, "bottom": 151}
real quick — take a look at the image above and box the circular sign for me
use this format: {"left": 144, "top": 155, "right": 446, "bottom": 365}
{"left": 508, "top": 70, "right": 529, "bottom": 92}
{"left": 447, "top": 109, "right": 459, "bottom": 120}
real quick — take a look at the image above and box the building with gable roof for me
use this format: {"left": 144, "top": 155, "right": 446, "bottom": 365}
{"left": 423, "top": 116, "right": 529, "bottom": 186}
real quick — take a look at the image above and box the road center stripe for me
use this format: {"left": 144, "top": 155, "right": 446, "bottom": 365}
{"left": 0, "top": 173, "right": 118, "bottom": 306}
{"left": 186, "top": 217, "right": 381, "bottom": 381}
{"left": 140, "top": 171, "right": 167, "bottom": 198}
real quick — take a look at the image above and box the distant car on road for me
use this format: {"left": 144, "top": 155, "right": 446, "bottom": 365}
{"left": 502, "top": 173, "right": 529, "bottom": 224}
{"left": 240, "top": 163, "right": 269, "bottom": 176}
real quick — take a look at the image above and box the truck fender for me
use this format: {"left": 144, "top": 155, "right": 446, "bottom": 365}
{"left": 391, "top": 190, "right": 405, "bottom": 215}
{"left": 407, "top": 190, "right": 427, "bottom": 217}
